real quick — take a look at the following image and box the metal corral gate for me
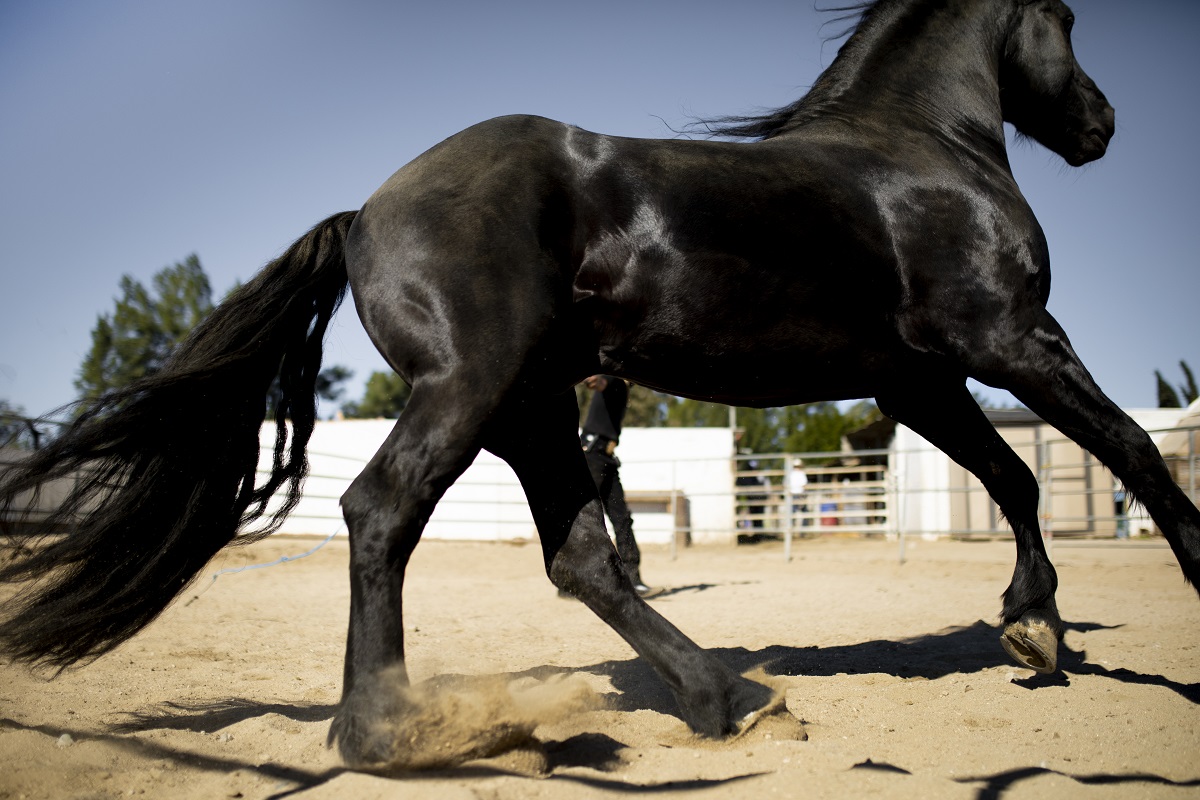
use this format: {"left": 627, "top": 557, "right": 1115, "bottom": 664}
{"left": 732, "top": 425, "right": 1199, "bottom": 560}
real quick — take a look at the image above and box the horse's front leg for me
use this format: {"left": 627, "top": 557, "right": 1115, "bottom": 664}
{"left": 1003, "top": 315, "right": 1200, "bottom": 590}
{"left": 485, "top": 394, "right": 783, "bottom": 737}
{"left": 879, "top": 376, "right": 1063, "bottom": 672}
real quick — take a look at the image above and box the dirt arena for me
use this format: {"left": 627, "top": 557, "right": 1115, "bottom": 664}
{"left": 2, "top": 534, "right": 1198, "bottom": 799}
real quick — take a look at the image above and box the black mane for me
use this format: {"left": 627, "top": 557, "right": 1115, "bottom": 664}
{"left": 694, "top": 0, "right": 913, "bottom": 140}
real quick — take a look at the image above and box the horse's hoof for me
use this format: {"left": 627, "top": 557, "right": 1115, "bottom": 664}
{"left": 735, "top": 700, "right": 807, "bottom": 742}
{"left": 328, "top": 714, "right": 397, "bottom": 769}
{"left": 730, "top": 669, "right": 805, "bottom": 741}
{"left": 733, "top": 689, "right": 783, "bottom": 737}
{"left": 1000, "top": 617, "right": 1058, "bottom": 673}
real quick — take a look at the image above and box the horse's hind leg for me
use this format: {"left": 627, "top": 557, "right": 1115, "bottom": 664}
{"left": 878, "top": 377, "right": 1062, "bottom": 672}
{"left": 328, "top": 384, "right": 487, "bottom": 766}
{"left": 483, "top": 392, "right": 781, "bottom": 737}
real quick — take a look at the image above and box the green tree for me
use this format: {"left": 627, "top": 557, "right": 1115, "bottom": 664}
{"left": 1184, "top": 361, "right": 1200, "bottom": 405}
{"left": 623, "top": 384, "right": 669, "bottom": 427}
{"left": 729, "top": 407, "right": 777, "bottom": 453}
{"left": 1156, "top": 360, "right": 1198, "bottom": 409}
{"left": 264, "top": 364, "right": 354, "bottom": 418}
{"left": 568, "top": 377, "right": 881, "bottom": 455}
{"left": 342, "top": 371, "right": 412, "bottom": 418}
{"left": 665, "top": 398, "right": 729, "bottom": 428}
{"left": 75, "top": 255, "right": 214, "bottom": 403}
{"left": 662, "top": 396, "right": 878, "bottom": 455}
{"left": 779, "top": 401, "right": 879, "bottom": 454}
{"left": 1157, "top": 372, "right": 1181, "bottom": 408}
{"left": 76, "top": 255, "right": 350, "bottom": 417}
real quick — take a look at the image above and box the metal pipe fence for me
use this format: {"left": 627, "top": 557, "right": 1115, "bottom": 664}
{"left": 728, "top": 426, "right": 1197, "bottom": 561}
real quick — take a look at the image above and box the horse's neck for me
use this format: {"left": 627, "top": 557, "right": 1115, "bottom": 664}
{"left": 796, "top": 0, "right": 1010, "bottom": 158}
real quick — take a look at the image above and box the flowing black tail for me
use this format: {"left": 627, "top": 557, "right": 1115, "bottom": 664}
{"left": 0, "top": 211, "right": 357, "bottom": 669}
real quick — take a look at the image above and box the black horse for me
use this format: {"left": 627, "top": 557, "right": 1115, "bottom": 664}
{"left": 2, "top": 0, "right": 1197, "bottom": 768}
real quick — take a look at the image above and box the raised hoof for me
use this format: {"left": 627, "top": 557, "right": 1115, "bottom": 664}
{"left": 1000, "top": 617, "right": 1059, "bottom": 673}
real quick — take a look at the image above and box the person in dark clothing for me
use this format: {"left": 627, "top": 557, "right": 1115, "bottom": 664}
{"left": 578, "top": 375, "right": 652, "bottom": 596}
{"left": 736, "top": 459, "right": 767, "bottom": 530}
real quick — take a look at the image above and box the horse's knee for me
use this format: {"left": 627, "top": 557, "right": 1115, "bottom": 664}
{"left": 977, "top": 449, "right": 1039, "bottom": 513}
{"left": 340, "top": 471, "right": 406, "bottom": 561}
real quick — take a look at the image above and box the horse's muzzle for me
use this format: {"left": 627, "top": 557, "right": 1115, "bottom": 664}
{"left": 1067, "top": 103, "right": 1115, "bottom": 166}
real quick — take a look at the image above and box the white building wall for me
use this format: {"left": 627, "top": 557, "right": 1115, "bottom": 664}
{"left": 891, "top": 423, "right": 952, "bottom": 536}
{"left": 888, "top": 408, "right": 1187, "bottom": 538}
{"left": 617, "top": 427, "right": 736, "bottom": 545}
{"left": 261, "top": 421, "right": 736, "bottom": 544}
{"left": 1124, "top": 406, "right": 1191, "bottom": 535}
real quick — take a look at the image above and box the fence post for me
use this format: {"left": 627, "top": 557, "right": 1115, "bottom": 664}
{"left": 669, "top": 460, "right": 679, "bottom": 561}
{"left": 1039, "top": 439, "right": 1054, "bottom": 560}
{"left": 1190, "top": 428, "right": 1196, "bottom": 505}
{"left": 890, "top": 467, "right": 905, "bottom": 564}
{"left": 783, "top": 458, "right": 794, "bottom": 563}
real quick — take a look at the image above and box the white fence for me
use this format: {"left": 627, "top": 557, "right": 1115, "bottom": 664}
{"left": 260, "top": 423, "right": 735, "bottom": 547}
{"left": 259, "top": 420, "right": 1198, "bottom": 555}
{"left": 4, "top": 414, "right": 1198, "bottom": 557}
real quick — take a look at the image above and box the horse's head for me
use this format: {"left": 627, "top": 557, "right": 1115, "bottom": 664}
{"left": 999, "top": 0, "right": 1114, "bottom": 166}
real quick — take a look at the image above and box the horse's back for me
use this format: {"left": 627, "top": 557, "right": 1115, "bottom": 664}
{"left": 343, "top": 114, "right": 911, "bottom": 399}
{"left": 341, "top": 111, "right": 1036, "bottom": 404}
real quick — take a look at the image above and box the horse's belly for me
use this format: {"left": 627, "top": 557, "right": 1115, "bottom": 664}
{"left": 598, "top": 325, "right": 897, "bottom": 407}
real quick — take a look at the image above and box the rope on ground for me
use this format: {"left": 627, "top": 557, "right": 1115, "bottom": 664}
{"left": 184, "top": 528, "right": 342, "bottom": 606}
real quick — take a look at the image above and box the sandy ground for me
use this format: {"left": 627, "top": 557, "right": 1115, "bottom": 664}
{"left": 1, "top": 534, "right": 1198, "bottom": 799}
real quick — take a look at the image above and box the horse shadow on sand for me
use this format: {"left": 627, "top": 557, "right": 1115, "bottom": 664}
{"left": 547, "top": 618, "right": 1200, "bottom": 721}
{"left": 98, "top": 615, "right": 1199, "bottom": 796}
{"left": 107, "top": 615, "right": 1197, "bottom": 740}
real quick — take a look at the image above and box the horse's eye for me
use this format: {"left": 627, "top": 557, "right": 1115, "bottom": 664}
{"left": 1063, "top": 14, "right": 1075, "bottom": 33}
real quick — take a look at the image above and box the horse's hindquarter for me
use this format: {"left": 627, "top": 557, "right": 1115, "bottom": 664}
{"left": 345, "top": 116, "right": 593, "bottom": 384}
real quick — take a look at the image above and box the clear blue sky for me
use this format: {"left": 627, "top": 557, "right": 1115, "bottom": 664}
{"left": 2, "top": 0, "right": 1197, "bottom": 419}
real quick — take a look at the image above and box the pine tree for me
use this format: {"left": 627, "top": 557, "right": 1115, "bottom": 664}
{"left": 75, "top": 255, "right": 214, "bottom": 404}
{"left": 76, "top": 255, "right": 350, "bottom": 416}
{"left": 1156, "top": 360, "right": 1197, "bottom": 408}
{"left": 1157, "top": 371, "right": 1182, "bottom": 408}
{"left": 342, "top": 371, "right": 412, "bottom": 418}
{"left": 1179, "top": 360, "right": 1198, "bottom": 405}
